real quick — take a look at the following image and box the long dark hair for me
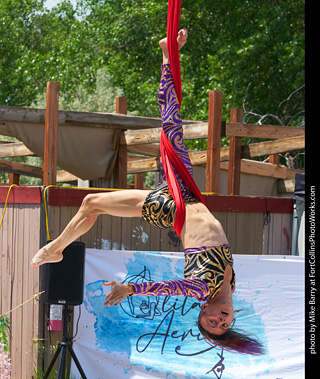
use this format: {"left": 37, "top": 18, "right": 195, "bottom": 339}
{"left": 197, "top": 312, "right": 265, "bottom": 355}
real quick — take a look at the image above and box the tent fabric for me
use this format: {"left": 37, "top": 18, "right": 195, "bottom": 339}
{"left": 0, "top": 121, "right": 118, "bottom": 180}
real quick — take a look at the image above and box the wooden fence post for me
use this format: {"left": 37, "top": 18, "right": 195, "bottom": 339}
{"left": 206, "top": 90, "right": 222, "bottom": 194}
{"left": 42, "top": 82, "right": 59, "bottom": 186}
{"left": 134, "top": 173, "right": 144, "bottom": 189}
{"left": 9, "top": 173, "right": 20, "bottom": 186}
{"left": 227, "top": 108, "right": 243, "bottom": 195}
{"left": 269, "top": 153, "right": 280, "bottom": 165}
{"left": 114, "top": 97, "right": 128, "bottom": 189}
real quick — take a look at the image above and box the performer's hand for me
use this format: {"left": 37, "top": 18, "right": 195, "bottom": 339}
{"left": 102, "top": 281, "right": 133, "bottom": 307}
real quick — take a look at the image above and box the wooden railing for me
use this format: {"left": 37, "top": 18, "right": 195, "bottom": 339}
{"left": 0, "top": 83, "right": 304, "bottom": 193}
{"left": 121, "top": 92, "right": 304, "bottom": 194}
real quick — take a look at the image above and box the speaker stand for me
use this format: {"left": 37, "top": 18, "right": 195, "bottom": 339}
{"left": 44, "top": 305, "right": 87, "bottom": 379}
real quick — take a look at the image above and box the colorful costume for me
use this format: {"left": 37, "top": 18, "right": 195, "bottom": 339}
{"left": 130, "top": 245, "right": 235, "bottom": 302}
{"left": 141, "top": 63, "right": 198, "bottom": 229}
{"left": 140, "top": 0, "right": 235, "bottom": 303}
{"left": 140, "top": 64, "right": 235, "bottom": 302}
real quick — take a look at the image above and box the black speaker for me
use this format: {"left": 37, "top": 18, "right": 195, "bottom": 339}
{"left": 44, "top": 241, "right": 86, "bottom": 305}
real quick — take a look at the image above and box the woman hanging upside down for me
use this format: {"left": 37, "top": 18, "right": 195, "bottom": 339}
{"left": 31, "top": 29, "right": 263, "bottom": 355}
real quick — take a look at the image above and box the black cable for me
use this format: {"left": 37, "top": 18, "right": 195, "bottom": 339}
{"left": 72, "top": 305, "right": 82, "bottom": 340}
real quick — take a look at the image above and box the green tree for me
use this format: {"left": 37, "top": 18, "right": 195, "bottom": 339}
{"left": 1, "top": 0, "right": 304, "bottom": 120}
{"left": 1, "top": 0, "right": 304, "bottom": 128}
{"left": 79, "top": 0, "right": 304, "bottom": 152}
{"left": 0, "top": 0, "right": 99, "bottom": 106}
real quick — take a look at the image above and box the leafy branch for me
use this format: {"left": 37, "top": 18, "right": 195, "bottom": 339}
{"left": 0, "top": 315, "right": 11, "bottom": 352}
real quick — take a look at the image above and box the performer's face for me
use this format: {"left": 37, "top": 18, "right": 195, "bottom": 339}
{"left": 199, "top": 300, "right": 234, "bottom": 336}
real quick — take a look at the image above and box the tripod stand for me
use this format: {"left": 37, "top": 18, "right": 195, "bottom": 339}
{"left": 44, "top": 305, "right": 87, "bottom": 379}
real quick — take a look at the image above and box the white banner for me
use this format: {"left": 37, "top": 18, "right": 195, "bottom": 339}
{"left": 71, "top": 250, "right": 304, "bottom": 379}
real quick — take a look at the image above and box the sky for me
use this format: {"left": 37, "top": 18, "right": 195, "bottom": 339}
{"left": 44, "top": 0, "right": 77, "bottom": 9}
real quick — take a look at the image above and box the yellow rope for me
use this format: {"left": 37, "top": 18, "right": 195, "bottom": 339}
{"left": 1, "top": 183, "right": 219, "bottom": 240}
{"left": 3, "top": 291, "right": 45, "bottom": 316}
{"left": 43, "top": 184, "right": 126, "bottom": 241}
{"left": 0, "top": 184, "right": 19, "bottom": 231}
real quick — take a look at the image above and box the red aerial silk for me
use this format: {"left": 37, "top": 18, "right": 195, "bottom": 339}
{"left": 161, "top": 0, "right": 206, "bottom": 237}
{"left": 160, "top": 130, "right": 185, "bottom": 235}
{"left": 166, "top": 0, "right": 182, "bottom": 109}
{"left": 160, "top": 130, "right": 206, "bottom": 235}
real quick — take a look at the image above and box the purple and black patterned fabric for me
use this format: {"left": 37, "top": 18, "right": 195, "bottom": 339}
{"left": 141, "top": 63, "right": 198, "bottom": 229}
{"left": 138, "top": 64, "right": 235, "bottom": 302}
{"left": 184, "top": 245, "right": 235, "bottom": 300}
{"left": 158, "top": 63, "right": 196, "bottom": 201}
{"left": 131, "top": 245, "right": 235, "bottom": 302}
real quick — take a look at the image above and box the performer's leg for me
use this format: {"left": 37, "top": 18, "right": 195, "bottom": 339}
{"left": 31, "top": 190, "right": 150, "bottom": 268}
{"left": 159, "top": 28, "right": 188, "bottom": 64}
{"left": 158, "top": 30, "right": 193, "bottom": 180}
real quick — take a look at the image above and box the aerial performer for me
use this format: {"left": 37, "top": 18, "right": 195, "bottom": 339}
{"left": 31, "top": 1, "right": 263, "bottom": 356}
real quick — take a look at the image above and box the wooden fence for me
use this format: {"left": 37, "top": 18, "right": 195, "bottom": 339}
{"left": 121, "top": 101, "right": 304, "bottom": 194}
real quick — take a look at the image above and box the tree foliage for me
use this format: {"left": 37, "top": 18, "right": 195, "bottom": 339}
{"left": 0, "top": 0, "right": 305, "bottom": 120}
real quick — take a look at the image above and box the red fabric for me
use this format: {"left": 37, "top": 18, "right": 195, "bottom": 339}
{"left": 167, "top": 0, "right": 182, "bottom": 109}
{"left": 160, "top": 130, "right": 185, "bottom": 235}
{"left": 161, "top": 0, "right": 206, "bottom": 237}
{"left": 160, "top": 130, "right": 206, "bottom": 236}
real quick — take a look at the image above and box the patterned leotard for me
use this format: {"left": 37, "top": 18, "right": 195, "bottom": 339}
{"left": 141, "top": 63, "right": 197, "bottom": 228}
{"left": 137, "top": 64, "right": 236, "bottom": 301}
{"left": 130, "top": 245, "right": 235, "bottom": 302}
{"left": 184, "top": 245, "right": 235, "bottom": 300}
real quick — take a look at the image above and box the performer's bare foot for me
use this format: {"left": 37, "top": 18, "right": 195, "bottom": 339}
{"left": 177, "top": 28, "right": 188, "bottom": 49}
{"left": 31, "top": 244, "right": 63, "bottom": 268}
{"left": 159, "top": 28, "right": 188, "bottom": 63}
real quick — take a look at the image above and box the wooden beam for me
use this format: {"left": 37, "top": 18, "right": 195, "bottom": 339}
{"left": 127, "top": 154, "right": 300, "bottom": 180}
{"left": 113, "top": 97, "right": 128, "bottom": 189}
{"left": 0, "top": 105, "right": 196, "bottom": 131}
{"left": 121, "top": 127, "right": 162, "bottom": 146}
{"left": 126, "top": 134, "right": 304, "bottom": 175}
{"left": 221, "top": 159, "right": 288, "bottom": 179}
{"left": 120, "top": 122, "right": 304, "bottom": 147}
{"left": 0, "top": 105, "right": 152, "bottom": 129}
{"left": 56, "top": 170, "right": 78, "bottom": 183}
{"left": 42, "top": 82, "right": 59, "bottom": 186}
{"left": 226, "top": 123, "right": 305, "bottom": 139}
{"left": 0, "top": 159, "right": 42, "bottom": 177}
{"left": 188, "top": 150, "right": 208, "bottom": 166}
{"left": 277, "top": 179, "right": 295, "bottom": 194}
{"left": 121, "top": 122, "right": 207, "bottom": 146}
{"left": 127, "top": 143, "right": 160, "bottom": 157}
{"left": 241, "top": 135, "right": 305, "bottom": 159}
{"left": 228, "top": 109, "right": 243, "bottom": 195}
{"left": 0, "top": 104, "right": 305, "bottom": 136}
{"left": 127, "top": 156, "right": 160, "bottom": 174}
{"left": 206, "top": 91, "right": 222, "bottom": 193}
{"left": 0, "top": 142, "right": 33, "bottom": 158}
{"left": 126, "top": 150, "right": 209, "bottom": 174}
